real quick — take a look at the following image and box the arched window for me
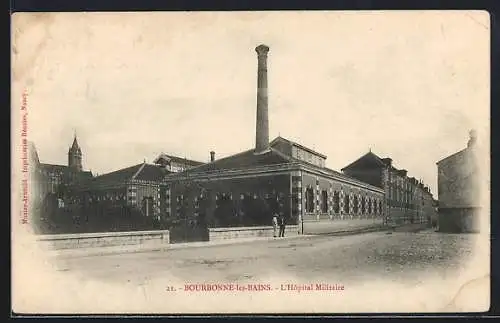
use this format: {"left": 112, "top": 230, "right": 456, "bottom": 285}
{"left": 361, "top": 196, "right": 366, "bottom": 215}
{"left": 333, "top": 191, "right": 340, "bottom": 214}
{"left": 379, "top": 200, "right": 383, "bottom": 215}
{"left": 142, "top": 197, "right": 154, "bottom": 217}
{"left": 368, "top": 197, "right": 372, "bottom": 214}
{"left": 353, "top": 195, "right": 359, "bottom": 214}
{"left": 344, "top": 194, "right": 350, "bottom": 214}
{"left": 305, "top": 187, "right": 315, "bottom": 213}
{"left": 321, "top": 190, "right": 328, "bottom": 213}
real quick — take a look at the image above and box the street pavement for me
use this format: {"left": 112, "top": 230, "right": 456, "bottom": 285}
{"left": 54, "top": 230, "right": 477, "bottom": 287}
{"left": 20, "top": 229, "right": 489, "bottom": 314}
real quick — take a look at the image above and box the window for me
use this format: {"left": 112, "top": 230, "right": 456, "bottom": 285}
{"left": 176, "top": 194, "right": 185, "bottom": 218}
{"left": 368, "top": 197, "right": 372, "bottom": 214}
{"left": 305, "top": 187, "right": 314, "bottom": 213}
{"left": 194, "top": 196, "right": 200, "bottom": 217}
{"left": 361, "top": 196, "right": 366, "bottom": 215}
{"left": 333, "top": 191, "right": 340, "bottom": 213}
{"left": 344, "top": 194, "right": 350, "bottom": 214}
{"left": 321, "top": 190, "right": 328, "bottom": 213}
{"left": 142, "top": 197, "right": 154, "bottom": 217}
{"left": 353, "top": 195, "right": 359, "bottom": 214}
{"left": 379, "top": 201, "right": 383, "bottom": 214}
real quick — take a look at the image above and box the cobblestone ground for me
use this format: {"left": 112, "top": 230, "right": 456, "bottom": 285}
{"left": 54, "top": 230, "right": 477, "bottom": 288}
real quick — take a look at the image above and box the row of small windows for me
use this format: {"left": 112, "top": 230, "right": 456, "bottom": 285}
{"left": 305, "top": 188, "right": 383, "bottom": 215}
{"left": 294, "top": 148, "right": 325, "bottom": 167}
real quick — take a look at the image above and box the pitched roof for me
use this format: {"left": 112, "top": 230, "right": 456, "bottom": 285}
{"left": 166, "top": 145, "right": 347, "bottom": 177}
{"left": 341, "top": 151, "right": 386, "bottom": 171}
{"left": 91, "top": 163, "right": 144, "bottom": 184}
{"left": 164, "top": 146, "right": 382, "bottom": 191}
{"left": 436, "top": 147, "right": 467, "bottom": 165}
{"left": 82, "top": 162, "right": 170, "bottom": 188}
{"left": 270, "top": 136, "right": 327, "bottom": 159}
{"left": 134, "top": 163, "right": 170, "bottom": 181}
{"left": 170, "top": 148, "right": 292, "bottom": 176}
{"left": 153, "top": 153, "right": 204, "bottom": 166}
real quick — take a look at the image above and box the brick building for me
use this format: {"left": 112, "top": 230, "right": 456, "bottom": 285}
{"left": 436, "top": 130, "right": 482, "bottom": 233}
{"left": 162, "top": 44, "right": 387, "bottom": 242}
{"left": 73, "top": 162, "right": 167, "bottom": 218}
{"left": 341, "top": 152, "right": 437, "bottom": 226}
{"left": 62, "top": 153, "right": 205, "bottom": 233}
{"left": 71, "top": 153, "right": 205, "bottom": 218}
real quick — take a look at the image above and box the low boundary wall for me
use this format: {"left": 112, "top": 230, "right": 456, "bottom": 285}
{"left": 209, "top": 225, "right": 299, "bottom": 241}
{"left": 302, "top": 218, "right": 385, "bottom": 235}
{"left": 36, "top": 230, "right": 170, "bottom": 250}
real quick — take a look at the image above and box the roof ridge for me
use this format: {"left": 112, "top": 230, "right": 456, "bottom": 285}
{"left": 341, "top": 151, "right": 385, "bottom": 171}
{"left": 437, "top": 147, "right": 467, "bottom": 164}
{"left": 131, "top": 162, "right": 147, "bottom": 180}
{"left": 189, "top": 148, "right": 255, "bottom": 171}
{"left": 92, "top": 163, "right": 143, "bottom": 179}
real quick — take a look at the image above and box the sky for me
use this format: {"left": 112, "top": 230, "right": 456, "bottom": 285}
{"left": 12, "top": 11, "right": 490, "bottom": 195}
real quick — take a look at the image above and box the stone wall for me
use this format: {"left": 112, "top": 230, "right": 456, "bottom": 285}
{"left": 209, "top": 225, "right": 299, "bottom": 241}
{"left": 302, "top": 218, "right": 384, "bottom": 235}
{"left": 36, "top": 230, "right": 170, "bottom": 250}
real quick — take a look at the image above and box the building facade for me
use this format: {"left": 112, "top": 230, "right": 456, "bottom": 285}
{"left": 160, "top": 44, "right": 387, "bottom": 242}
{"left": 341, "top": 152, "right": 437, "bottom": 226}
{"left": 164, "top": 142, "right": 386, "bottom": 240}
{"left": 63, "top": 153, "right": 204, "bottom": 233}
{"left": 436, "top": 130, "right": 482, "bottom": 233}
{"left": 73, "top": 162, "right": 169, "bottom": 219}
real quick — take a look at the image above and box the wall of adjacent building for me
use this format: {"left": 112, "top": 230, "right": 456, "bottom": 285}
{"left": 437, "top": 144, "right": 481, "bottom": 233}
{"left": 380, "top": 167, "right": 434, "bottom": 226}
{"left": 437, "top": 148, "right": 480, "bottom": 209}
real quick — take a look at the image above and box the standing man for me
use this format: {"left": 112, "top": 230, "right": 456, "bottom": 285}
{"left": 272, "top": 213, "right": 279, "bottom": 238}
{"left": 278, "top": 213, "right": 286, "bottom": 237}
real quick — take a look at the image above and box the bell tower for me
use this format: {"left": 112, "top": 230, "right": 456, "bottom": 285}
{"left": 68, "top": 133, "right": 83, "bottom": 172}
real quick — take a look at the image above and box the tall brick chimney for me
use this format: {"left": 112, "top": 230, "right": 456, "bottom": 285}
{"left": 254, "top": 44, "right": 270, "bottom": 154}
